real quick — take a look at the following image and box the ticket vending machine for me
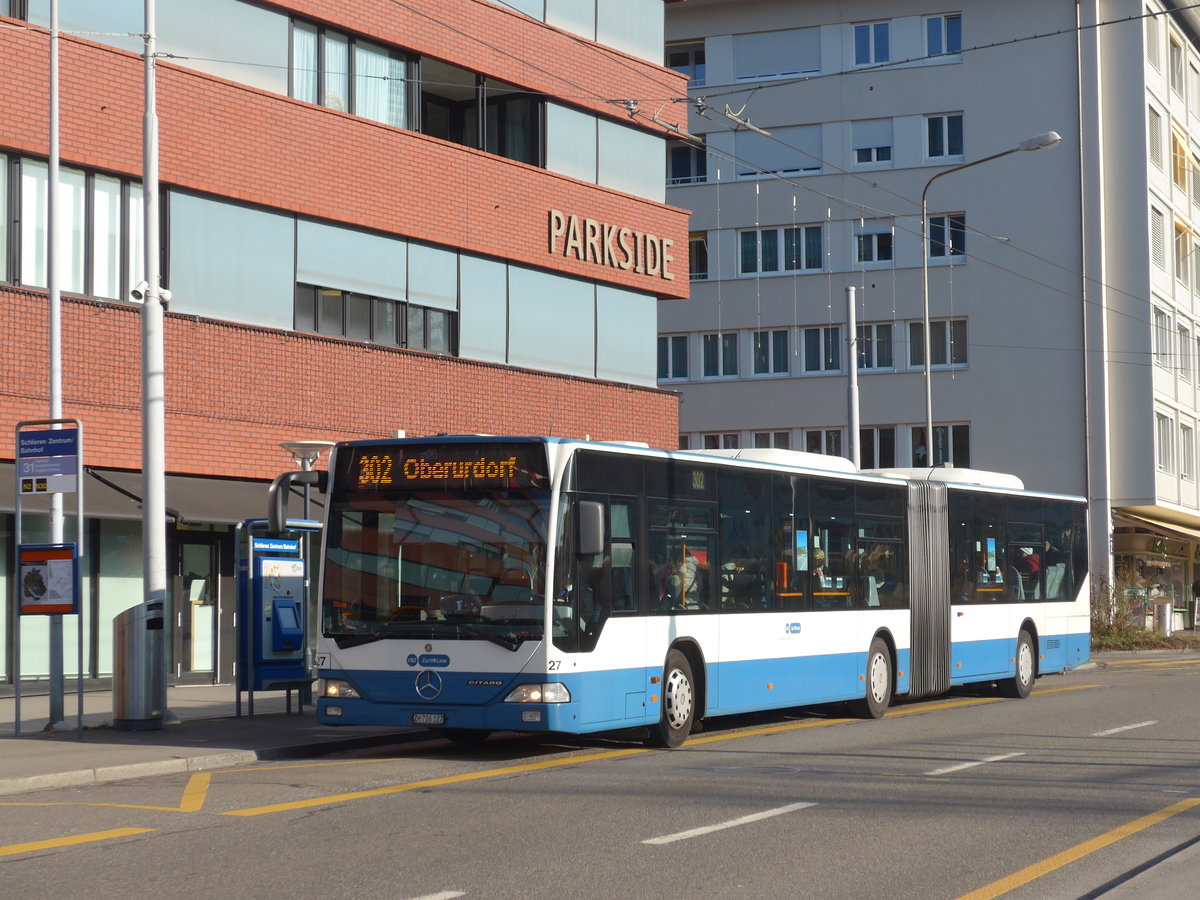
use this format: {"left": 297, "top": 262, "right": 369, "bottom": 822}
{"left": 235, "top": 519, "right": 319, "bottom": 716}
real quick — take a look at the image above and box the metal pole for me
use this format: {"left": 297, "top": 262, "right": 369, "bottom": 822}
{"left": 916, "top": 133, "right": 1061, "bottom": 466}
{"left": 142, "top": 0, "right": 169, "bottom": 713}
{"left": 846, "top": 285, "right": 860, "bottom": 468}
{"left": 919, "top": 147, "right": 1021, "bottom": 466}
{"left": 46, "top": 0, "right": 65, "bottom": 731}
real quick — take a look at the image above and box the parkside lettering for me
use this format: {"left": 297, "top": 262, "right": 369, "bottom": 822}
{"left": 548, "top": 210, "right": 674, "bottom": 281}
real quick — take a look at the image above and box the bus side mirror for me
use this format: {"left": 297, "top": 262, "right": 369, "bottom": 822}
{"left": 576, "top": 500, "right": 605, "bottom": 557}
{"left": 267, "top": 470, "right": 327, "bottom": 536}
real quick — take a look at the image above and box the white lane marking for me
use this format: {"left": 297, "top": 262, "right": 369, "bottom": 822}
{"left": 925, "top": 751, "right": 1025, "bottom": 776}
{"left": 1092, "top": 721, "right": 1157, "bottom": 737}
{"left": 407, "top": 893, "right": 465, "bottom": 900}
{"left": 642, "top": 801, "right": 816, "bottom": 845}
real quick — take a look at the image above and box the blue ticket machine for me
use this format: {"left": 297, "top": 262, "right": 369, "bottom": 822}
{"left": 237, "top": 529, "right": 312, "bottom": 699}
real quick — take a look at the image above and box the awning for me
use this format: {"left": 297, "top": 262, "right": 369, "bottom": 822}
{"left": 0, "top": 463, "right": 318, "bottom": 525}
{"left": 1114, "top": 511, "right": 1200, "bottom": 544}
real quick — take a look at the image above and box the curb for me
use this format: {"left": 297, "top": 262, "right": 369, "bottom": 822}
{"left": 0, "top": 727, "right": 428, "bottom": 797}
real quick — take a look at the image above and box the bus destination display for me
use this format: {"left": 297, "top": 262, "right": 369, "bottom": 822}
{"left": 344, "top": 443, "right": 546, "bottom": 492}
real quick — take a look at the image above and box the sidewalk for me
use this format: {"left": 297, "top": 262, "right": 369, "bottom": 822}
{"left": 0, "top": 681, "right": 423, "bottom": 797}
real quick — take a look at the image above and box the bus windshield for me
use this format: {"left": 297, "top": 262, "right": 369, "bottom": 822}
{"left": 322, "top": 489, "right": 550, "bottom": 650}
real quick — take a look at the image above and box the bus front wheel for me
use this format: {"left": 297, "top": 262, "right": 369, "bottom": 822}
{"left": 852, "top": 637, "right": 892, "bottom": 719}
{"left": 647, "top": 650, "right": 695, "bottom": 748}
{"left": 999, "top": 630, "right": 1036, "bottom": 699}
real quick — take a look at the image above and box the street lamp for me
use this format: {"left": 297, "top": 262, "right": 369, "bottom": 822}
{"left": 280, "top": 441, "right": 335, "bottom": 521}
{"left": 919, "top": 130, "right": 1061, "bottom": 465}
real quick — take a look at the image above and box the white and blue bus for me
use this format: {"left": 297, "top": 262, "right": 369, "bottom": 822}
{"left": 314, "top": 436, "right": 1089, "bottom": 747}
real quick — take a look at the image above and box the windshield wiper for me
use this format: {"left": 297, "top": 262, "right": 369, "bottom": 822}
{"left": 453, "top": 621, "right": 523, "bottom": 651}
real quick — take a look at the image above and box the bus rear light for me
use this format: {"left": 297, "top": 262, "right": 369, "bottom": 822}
{"left": 504, "top": 683, "right": 570, "bottom": 703}
{"left": 320, "top": 678, "right": 361, "bottom": 699}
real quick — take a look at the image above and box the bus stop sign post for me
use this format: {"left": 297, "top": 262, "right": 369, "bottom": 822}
{"left": 13, "top": 419, "right": 85, "bottom": 739}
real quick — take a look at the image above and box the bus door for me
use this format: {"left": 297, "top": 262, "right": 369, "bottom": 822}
{"left": 949, "top": 491, "right": 1011, "bottom": 680}
{"left": 556, "top": 494, "right": 645, "bottom": 726}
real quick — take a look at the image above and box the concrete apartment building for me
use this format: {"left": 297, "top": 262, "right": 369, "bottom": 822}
{"left": 663, "top": 0, "right": 1200, "bottom": 621}
{"left": 0, "top": 0, "right": 688, "bottom": 683}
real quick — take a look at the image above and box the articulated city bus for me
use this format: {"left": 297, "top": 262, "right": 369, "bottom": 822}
{"left": 314, "top": 436, "right": 1089, "bottom": 747}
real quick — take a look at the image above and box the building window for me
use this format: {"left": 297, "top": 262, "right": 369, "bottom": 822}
{"left": 1171, "top": 37, "right": 1185, "bottom": 96}
{"left": 9, "top": 157, "right": 143, "bottom": 302}
{"left": 1180, "top": 325, "right": 1193, "bottom": 382}
{"left": 1176, "top": 223, "right": 1191, "bottom": 286}
{"left": 857, "top": 323, "right": 894, "bottom": 369}
{"left": 1154, "top": 307, "right": 1172, "bottom": 367}
{"left": 909, "top": 319, "right": 967, "bottom": 368}
{"left": 753, "top": 329, "right": 789, "bottom": 375}
{"left": 704, "top": 433, "right": 740, "bottom": 449}
{"left": 927, "top": 114, "right": 964, "bottom": 159}
{"left": 859, "top": 427, "right": 896, "bottom": 469}
{"left": 658, "top": 334, "right": 688, "bottom": 380}
{"left": 754, "top": 431, "right": 791, "bottom": 449}
{"left": 1151, "top": 207, "right": 1166, "bottom": 269}
{"left": 1193, "top": 155, "right": 1200, "bottom": 206}
{"left": 1194, "top": 238, "right": 1200, "bottom": 291}
{"left": 1157, "top": 411, "right": 1175, "bottom": 473}
{"left": 420, "top": 59, "right": 542, "bottom": 166}
{"left": 805, "top": 429, "right": 842, "bottom": 456}
{"left": 912, "top": 424, "right": 970, "bottom": 467}
{"left": 856, "top": 230, "right": 894, "bottom": 264}
{"left": 928, "top": 214, "right": 966, "bottom": 258}
{"left": 734, "top": 27, "right": 821, "bottom": 80}
{"left": 803, "top": 326, "right": 841, "bottom": 373}
{"left": 1173, "top": 133, "right": 1188, "bottom": 190}
{"left": 678, "top": 435, "right": 690, "bottom": 450}
{"left": 668, "top": 140, "right": 707, "bottom": 185}
{"left": 926, "top": 14, "right": 962, "bottom": 57}
{"left": 702, "top": 332, "right": 738, "bottom": 377}
{"left": 295, "top": 284, "right": 454, "bottom": 353}
{"left": 739, "top": 226, "right": 823, "bottom": 274}
{"left": 666, "top": 41, "right": 706, "bottom": 86}
{"left": 291, "top": 22, "right": 409, "bottom": 128}
{"left": 854, "top": 22, "right": 890, "bottom": 65}
{"left": 1147, "top": 8, "right": 1161, "bottom": 69}
{"left": 1149, "top": 107, "right": 1163, "bottom": 170}
{"left": 1183, "top": 423, "right": 1196, "bottom": 480}
{"left": 689, "top": 233, "right": 709, "bottom": 281}
{"left": 855, "top": 145, "right": 891, "bottom": 164}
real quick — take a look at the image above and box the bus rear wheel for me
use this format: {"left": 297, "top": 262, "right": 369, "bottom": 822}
{"left": 851, "top": 637, "right": 892, "bottom": 719}
{"left": 647, "top": 650, "right": 695, "bottom": 748}
{"left": 999, "top": 630, "right": 1036, "bottom": 699}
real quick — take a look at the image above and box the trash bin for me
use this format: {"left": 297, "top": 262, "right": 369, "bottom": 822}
{"left": 1157, "top": 602, "right": 1174, "bottom": 637}
{"left": 113, "top": 601, "right": 166, "bottom": 730}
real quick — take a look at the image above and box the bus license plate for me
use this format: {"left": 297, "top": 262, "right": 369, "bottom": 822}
{"left": 412, "top": 713, "right": 445, "bottom": 725}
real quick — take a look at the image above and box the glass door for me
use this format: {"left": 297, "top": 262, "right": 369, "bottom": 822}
{"left": 173, "top": 534, "right": 222, "bottom": 683}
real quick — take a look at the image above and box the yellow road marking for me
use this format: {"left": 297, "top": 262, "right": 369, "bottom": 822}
{"left": 178, "top": 773, "right": 211, "bottom": 812}
{"left": 0, "top": 827, "right": 155, "bottom": 858}
{"left": 1100, "top": 658, "right": 1200, "bottom": 668}
{"left": 1032, "top": 683, "right": 1102, "bottom": 695}
{"left": 224, "top": 692, "right": 1030, "bottom": 815}
{"left": 222, "top": 747, "right": 649, "bottom": 817}
{"left": 957, "top": 798, "right": 1200, "bottom": 900}
{"left": 0, "top": 772, "right": 211, "bottom": 813}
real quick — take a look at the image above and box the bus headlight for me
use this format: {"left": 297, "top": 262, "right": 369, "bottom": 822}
{"left": 319, "top": 678, "right": 360, "bottom": 700}
{"left": 503, "top": 683, "right": 570, "bottom": 703}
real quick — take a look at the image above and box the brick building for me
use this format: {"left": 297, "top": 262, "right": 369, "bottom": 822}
{"left": 1, "top": 0, "right": 688, "bottom": 683}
